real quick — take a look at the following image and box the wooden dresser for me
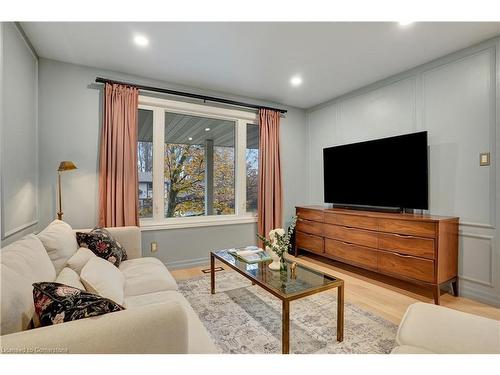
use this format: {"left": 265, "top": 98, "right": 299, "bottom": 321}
{"left": 295, "top": 206, "right": 459, "bottom": 304}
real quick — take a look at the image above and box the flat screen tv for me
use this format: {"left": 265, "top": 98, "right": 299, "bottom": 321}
{"left": 323, "top": 131, "right": 428, "bottom": 210}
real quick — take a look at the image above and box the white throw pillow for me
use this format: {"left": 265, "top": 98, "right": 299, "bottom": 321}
{"left": 66, "top": 247, "right": 96, "bottom": 274}
{"left": 55, "top": 267, "right": 86, "bottom": 290}
{"left": 80, "top": 257, "right": 125, "bottom": 305}
{"left": 0, "top": 234, "right": 56, "bottom": 335}
{"left": 37, "top": 220, "right": 79, "bottom": 274}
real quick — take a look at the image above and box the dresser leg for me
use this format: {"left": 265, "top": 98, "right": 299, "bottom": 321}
{"left": 432, "top": 285, "right": 441, "bottom": 305}
{"left": 451, "top": 279, "right": 459, "bottom": 297}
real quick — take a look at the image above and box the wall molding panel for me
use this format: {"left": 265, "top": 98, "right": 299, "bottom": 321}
{"left": 460, "top": 221, "right": 495, "bottom": 229}
{"left": 458, "top": 232, "right": 494, "bottom": 288}
{"left": 419, "top": 44, "right": 497, "bottom": 229}
{"left": 0, "top": 22, "right": 39, "bottom": 244}
{"left": 306, "top": 36, "right": 500, "bottom": 306}
{"left": 3, "top": 219, "right": 39, "bottom": 239}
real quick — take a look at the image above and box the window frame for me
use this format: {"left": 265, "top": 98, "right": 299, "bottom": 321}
{"left": 138, "top": 95, "right": 259, "bottom": 230}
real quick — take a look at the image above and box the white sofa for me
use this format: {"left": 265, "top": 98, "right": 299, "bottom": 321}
{"left": 392, "top": 302, "right": 500, "bottom": 354}
{"left": 0, "top": 222, "right": 217, "bottom": 354}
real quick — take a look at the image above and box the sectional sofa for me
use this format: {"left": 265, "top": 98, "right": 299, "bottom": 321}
{"left": 0, "top": 220, "right": 217, "bottom": 354}
{"left": 392, "top": 302, "right": 500, "bottom": 354}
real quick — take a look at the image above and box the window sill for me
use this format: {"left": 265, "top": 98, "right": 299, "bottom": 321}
{"left": 140, "top": 215, "right": 257, "bottom": 231}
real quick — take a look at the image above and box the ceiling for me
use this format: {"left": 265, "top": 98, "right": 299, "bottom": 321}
{"left": 138, "top": 109, "right": 259, "bottom": 148}
{"left": 21, "top": 22, "right": 500, "bottom": 108}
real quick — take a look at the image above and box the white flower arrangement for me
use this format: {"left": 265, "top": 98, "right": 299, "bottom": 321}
{"left": 257, "top": 216, "right": 297, "bottom": 260}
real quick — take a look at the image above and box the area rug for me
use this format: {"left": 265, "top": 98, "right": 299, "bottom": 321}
{"left": 178, "top": 270, "right": 398, "bottom": 354}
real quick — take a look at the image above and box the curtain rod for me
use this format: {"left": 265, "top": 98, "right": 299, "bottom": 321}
{"left": 95, "top": 77, "right": 287, "bottom": 114}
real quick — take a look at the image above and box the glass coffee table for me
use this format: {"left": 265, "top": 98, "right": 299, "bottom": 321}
{"left": 210, "top": 249, "right": 344, "bottom": 354}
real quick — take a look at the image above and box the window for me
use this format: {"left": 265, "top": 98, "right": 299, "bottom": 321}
{"left": 137, "top": 96, "right": 259, "bottom": 229}
{"left": 246, "top": 124, "right": 259, "bottom": 213}
{"left": 138, "top": 109, "right": 153, "bottom": 218}
{"left": 163, "top": 112, "right": 235, "bottom": 217}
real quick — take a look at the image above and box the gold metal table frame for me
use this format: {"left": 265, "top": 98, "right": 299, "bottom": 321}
{"left": 210, "top": 250, "right": 344, "bottom": 354}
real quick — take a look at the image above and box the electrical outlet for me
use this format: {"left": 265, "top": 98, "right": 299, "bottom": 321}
{"left": 151, "top": 241, "right": 158, "bottom": 252}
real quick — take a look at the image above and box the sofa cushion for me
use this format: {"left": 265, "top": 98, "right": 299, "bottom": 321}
{"left": 74, "top": 226, "right": 142, "bottom": 260}
{"left": 56, "top": 267, "right": 86, "bottom": 290}
{"left": 1, "top": 234, "right": 57, "bottom": 335}
{"left": 1, "top": 301, "right": 188, "bottom": 354}
{"left": 397, "top": 302, "right": 500, "bottom": 354}
{"left": 66, "top": 247, "right": 96, "bottom": 274}
{"left": 80, "top": 257, "right": 125, "bottom": 305}
{"left": 119, "top": 257, "right": 178, "bottom": 297}
{"left": 32, "top": 282, "right": 124, "bottom": 328}
{"left": 76, "top": 228, "right": 127, "bottom": 267}
{"left": 123, "top": 290, "right": 218, "bottom": 354}
{"left": 37, "top": 220, "right": 79, "bottom": 274}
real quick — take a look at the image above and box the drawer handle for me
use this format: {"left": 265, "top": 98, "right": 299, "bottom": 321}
{"left": 340, "top": 240, "right": 355, "bottom": 246}
{"left": 341, "top": 225, "right": 371, "bottom": 232}
{"left": 390, "top": 252, "right": 416, "bottom": 259}
{"left": 393, "top": 233, "right": 417, "bottom": 239}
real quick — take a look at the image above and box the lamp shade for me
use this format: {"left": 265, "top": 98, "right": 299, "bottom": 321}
{"left": 58, "top": 161, "right": 77, "bottom": 172}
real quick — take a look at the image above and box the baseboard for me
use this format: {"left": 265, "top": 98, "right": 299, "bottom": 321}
{"left": 164, "top": 257, "right": 209, "bottom": 270}
{"left": 459, "top": 284, "right": 500, "bottom": 308}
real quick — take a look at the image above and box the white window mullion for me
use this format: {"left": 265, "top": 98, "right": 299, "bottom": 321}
{"left": 152, "top": 107, "right": 165, "bottom": 220}
{"left": 235, "top": 119, "right": 247, "bottom": 217}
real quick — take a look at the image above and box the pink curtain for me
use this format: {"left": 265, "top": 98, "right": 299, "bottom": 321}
{"left": 258, "top": 109, "right": 283, "bottom": 240}
{"left": 98, "top": 83, "right": 139, "bottom": 227}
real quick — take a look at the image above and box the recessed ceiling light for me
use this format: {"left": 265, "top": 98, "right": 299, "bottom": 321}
{"left": 188, "top": 137, "right": 193, "bottom": 141}
{"left": 205, "top": 128, "right": 210, "bottom": 132}
{"left": 290, "top": 75, "right": 302, "bottom": 87}
{"left": 398, "top": 21, "right": 414, "bottom": 26}
{"left": 133, "top": 35, "right": 149, "bottom": 47}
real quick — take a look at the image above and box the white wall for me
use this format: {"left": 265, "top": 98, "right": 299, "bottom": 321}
{"left": 306, "top": 37, "right": 500, "bottom": 306}
{"left": 0, "top": 23, "right": 38, "bottom": 246}
{"left": 37, "top": 58, "right": 307, "bottom": 268}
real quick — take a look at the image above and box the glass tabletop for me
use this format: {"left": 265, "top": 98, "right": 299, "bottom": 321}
{"left": 212, "top": 248, "right": 340, "bottom": 300}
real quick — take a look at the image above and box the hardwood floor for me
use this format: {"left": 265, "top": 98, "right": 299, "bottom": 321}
{"left": 171, "top": 253, "right": 500, "bottom": 325}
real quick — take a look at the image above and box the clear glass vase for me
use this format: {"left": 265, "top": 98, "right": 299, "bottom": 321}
{"left": 279, "top": 256, "right": 287, "bottom": 273}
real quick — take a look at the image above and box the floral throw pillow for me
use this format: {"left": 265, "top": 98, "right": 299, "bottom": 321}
{"left": 32, "top": 282, "right": 124, "bottom": 328}
{"left": 76, "top": 228, "right": 127, "bottom": 267}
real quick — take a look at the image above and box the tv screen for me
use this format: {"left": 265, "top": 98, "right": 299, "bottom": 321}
{"left": 323, "top": 131, "right": 428, "bottom": 210}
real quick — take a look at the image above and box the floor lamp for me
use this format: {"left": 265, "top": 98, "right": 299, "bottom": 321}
{"left": 57, "top": 161, "right": 77, "bottom": 220}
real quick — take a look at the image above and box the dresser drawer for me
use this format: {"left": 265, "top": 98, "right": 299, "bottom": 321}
{"left": 296, "top": 208, "right": 324, "bottom": 222}
{"left": 378, "top": 219, "right": 436, "bottom": 238}
{"left": 325, "top": 239, "right": 378, "bottom": 271}
{"left": 323, "top": 224, "right": 378, "bottom": 248}
{"left": 379, "top": 233, "right": 435, "bottom": 259}
{"left": 296, "top": 231, "right": 324, "bottom": 254}
{"left": 296, "top": 218, "right": 323, "bottom": 236}
{"left": 378, "top": 251, "right": 435, "bottom": 283}
{"left": 325, "top": 212, "right": 378, "bottom": 231}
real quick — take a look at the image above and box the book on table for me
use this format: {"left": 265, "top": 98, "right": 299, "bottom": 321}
{"left": 228, "top": 246, "right": 271, "bottom": 263}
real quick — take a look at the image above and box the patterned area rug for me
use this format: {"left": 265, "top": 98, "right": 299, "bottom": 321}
{"left": 178, "top": 271, "right": 398, "bottom": 354}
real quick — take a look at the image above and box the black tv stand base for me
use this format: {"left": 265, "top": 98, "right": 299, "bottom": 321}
{"left": 331, "top": 204, "right": 414, "bottom": 214}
